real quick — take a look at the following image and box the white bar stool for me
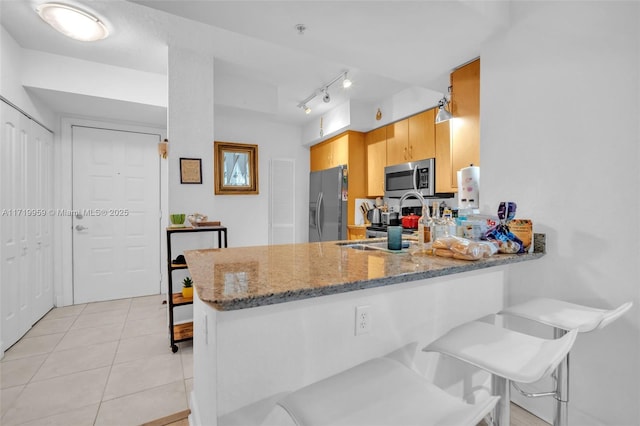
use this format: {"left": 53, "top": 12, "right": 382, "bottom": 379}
{"left": 263, "top": 356, "right": 500, "bottom": 426}
{"left": 423, "top": 320, "right": 578, "bottom": 426}
{"left": 499, "top": 298, "right": 633, "bottom": 426}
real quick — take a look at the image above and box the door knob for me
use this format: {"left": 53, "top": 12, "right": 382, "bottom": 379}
{"left": 75, "top": 225, "right": 88, "bottom": 231}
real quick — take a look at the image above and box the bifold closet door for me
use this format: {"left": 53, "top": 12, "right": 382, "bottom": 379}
{"left": 1, "top": 101, "right": 54, "bottom": 352}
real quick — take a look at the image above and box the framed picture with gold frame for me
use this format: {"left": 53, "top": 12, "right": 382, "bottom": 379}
{"left": 180, "top": 158, "right": 202, "bottom": 184}
{"left": 214, "top": 141, "right": 259, "bottom": 195}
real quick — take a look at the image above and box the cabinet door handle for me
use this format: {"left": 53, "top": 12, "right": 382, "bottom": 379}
{"left": 75, "top": 225, "right": 88, "bottom": 231}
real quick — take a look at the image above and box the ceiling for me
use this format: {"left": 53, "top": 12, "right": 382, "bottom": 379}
{"left": 1, "top": 0, "right": 511, "bottom": 127}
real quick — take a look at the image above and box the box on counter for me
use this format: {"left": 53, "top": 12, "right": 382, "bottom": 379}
{"left": 509, "top": 219, "right": 533, "bottom": 251}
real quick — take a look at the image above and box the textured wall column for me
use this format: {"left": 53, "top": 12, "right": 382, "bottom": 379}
{"left": 167, "top": 46, "right": 214, "bottom": 214}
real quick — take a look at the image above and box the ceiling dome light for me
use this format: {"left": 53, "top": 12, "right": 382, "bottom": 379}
{"left": 36, "top": 3, "right": 109, "bottom": 41}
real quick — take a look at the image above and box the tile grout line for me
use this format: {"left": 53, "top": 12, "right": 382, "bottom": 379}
{"left": 93, "top": 297, "right": 133, "bottom": 425}
{"left": 1, "top": 303, "right": 88, "bottom": 425}
{"left": 2, "top": 295, "right": 179, "bottom": 426}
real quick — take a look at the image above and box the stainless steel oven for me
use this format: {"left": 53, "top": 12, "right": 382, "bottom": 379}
{"left": 384, "top": 158, "right": 435, "bottom": 198}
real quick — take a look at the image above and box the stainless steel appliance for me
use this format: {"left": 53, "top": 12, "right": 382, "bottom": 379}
{"left": 309, "top": 165, "right": 348, "bottom": 242}
{"left": 384, "top": 158, "right": 435, "bottom": 198}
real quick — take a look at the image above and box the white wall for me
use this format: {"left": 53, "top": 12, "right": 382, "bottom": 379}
{"left": 0, "top": 27, "right": 56, "bottom": 130}
{"left": 167, "top": 47, "right": 307, "bottom": 248}
{"left": 21, "top": 50, "right": 167, "bottom": 108}
{"left": 480, "top": 2, "right": 639, "bottom": 424}
{"left": 214, "top": 108, "right": 308, "bottom": 246}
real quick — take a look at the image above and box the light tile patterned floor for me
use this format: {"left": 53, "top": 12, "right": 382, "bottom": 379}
{"left": 0, "top": 295, "right": 192, "bottom": 426}
{"left": 2, "top": 295, "right": 550, "bottom": 426}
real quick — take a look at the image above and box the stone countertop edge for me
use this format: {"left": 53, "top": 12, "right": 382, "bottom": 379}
{"left": 188, "top": 233, "right": 546, "bottom": 312}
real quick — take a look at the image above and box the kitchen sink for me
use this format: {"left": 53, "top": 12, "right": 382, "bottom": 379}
{"left": 338, "top": 240, "right": 412, "bottom": 253}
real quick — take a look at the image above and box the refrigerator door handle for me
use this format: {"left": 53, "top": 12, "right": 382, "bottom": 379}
{"left": 316, "top": 192, "right": 323, "bottom": 240}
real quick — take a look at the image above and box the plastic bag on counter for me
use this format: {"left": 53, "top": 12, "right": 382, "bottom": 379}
{"left": 433, "top": 236, "right": 498, "bottom": 260}
{"left": 484, "top": 202, "right": 525, "bottom": 254}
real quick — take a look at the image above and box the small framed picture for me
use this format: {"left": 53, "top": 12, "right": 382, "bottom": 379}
{"left": 180, "top": 158, "right": 202, "bottom": 184}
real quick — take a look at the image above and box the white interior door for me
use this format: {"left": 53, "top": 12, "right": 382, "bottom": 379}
{"left": 1, "top": 101, "right": 54, "bottom": 352}
{"left": 72, "top": 126, "right": 160, "bottom": 304}
{"left": 1, "top": 102, "right": 31, "bottom": 350}
{"left": 30, "top": 120, "right": 54, "bottom": 321}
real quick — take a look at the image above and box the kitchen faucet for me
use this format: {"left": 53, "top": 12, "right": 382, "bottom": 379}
{"left": 399, "top": 190, "right": 429, "bottom": 217}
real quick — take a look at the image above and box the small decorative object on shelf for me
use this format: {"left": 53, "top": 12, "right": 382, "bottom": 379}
{"left": 169, "top": 213, "right": 186, "bottom": 228}
{"left": 182, "top": 277, "right": 193, "bottom": 298}
{"left": 188, "top": 212, "right": 208, "bottom": 226}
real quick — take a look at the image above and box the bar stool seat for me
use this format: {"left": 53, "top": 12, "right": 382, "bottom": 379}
{"left": 423, "top": 320, "right": 578, "bottom": 426}
{"left": 267, "top": 356, "right": 500, "bottom": 426}
{"left": 499, "top": 297, "right": 633, "bottom": 332}
{"left": 424, "top": 320, "right": 577, "bottom": 383}
{"left": 498, "top": 298, "right": 633, "bottom": 426}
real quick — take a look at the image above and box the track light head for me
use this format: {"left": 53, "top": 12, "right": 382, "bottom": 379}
{"left": 304, "top": 105, "right": 311, "bottom": 114}
{"left": 342, "top": 73, "right": 352, "bottom": 88}
{"left": 322, "top": 89, "right": 330, "bottom": 103}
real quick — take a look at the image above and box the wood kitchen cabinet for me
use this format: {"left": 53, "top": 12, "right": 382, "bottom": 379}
{"left": 386, "top": 110, "right": 437, "bottom": 166}
{"left": 408, "top": 109, "right": 436, "bottom": 161}
{"left": 449, "top": 58, "right": 480, "bottom": 186}
{"left": 435, "top": 120, "right": 455, "bottom": 193}
{"left": 310, "top": 133, "right": 348, "bottom": 172}
{"left": 310, "top": 131, "right": 366, "bottom": 228}
{"left": 385, "top": 119, "right": 409, "bottom": 166}
{"left": 365, "top": 126, "right": 386, "bottom": 197}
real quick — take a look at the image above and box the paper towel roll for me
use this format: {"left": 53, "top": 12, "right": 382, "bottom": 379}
{"left": 458, "top": 165, "right": 480, "bottom": 209}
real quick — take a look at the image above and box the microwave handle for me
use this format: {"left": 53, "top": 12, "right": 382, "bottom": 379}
{"left": 413, "top": 165, "right": 419, "bottom": 191}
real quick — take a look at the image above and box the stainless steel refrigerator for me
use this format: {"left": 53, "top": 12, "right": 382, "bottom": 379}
{"left": 309, "top": 165, "right": 348, "bottom": 242}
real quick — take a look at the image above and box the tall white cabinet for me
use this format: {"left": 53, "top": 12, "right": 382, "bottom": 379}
{"left": 1, "top": 100, "right": 54, "bottom": 354}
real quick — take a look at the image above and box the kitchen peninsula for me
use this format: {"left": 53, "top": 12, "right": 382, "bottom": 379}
{"left": 185, "top": 237, "right": 545, "bottom": 426}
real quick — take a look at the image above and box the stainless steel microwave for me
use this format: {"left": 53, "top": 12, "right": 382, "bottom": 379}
{"left": 384, "top": 158, "right": 435, "bottom": 198}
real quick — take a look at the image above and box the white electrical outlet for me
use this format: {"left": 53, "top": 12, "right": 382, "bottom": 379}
{"left": 355, "top": 305, "right": 371, "bottom": 336}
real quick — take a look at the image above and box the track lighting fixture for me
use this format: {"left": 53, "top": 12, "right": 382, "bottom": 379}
{"left": 297, "top": 71, "right": 352, "bottom": 114}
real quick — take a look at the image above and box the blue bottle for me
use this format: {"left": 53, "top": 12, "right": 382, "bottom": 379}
{"left": 387, "top": 218, "right": 403, "bottom": 250}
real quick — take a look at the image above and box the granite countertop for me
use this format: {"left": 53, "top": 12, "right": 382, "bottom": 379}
{"left": 185, "top": 234, "right": 545, "bottom": 311}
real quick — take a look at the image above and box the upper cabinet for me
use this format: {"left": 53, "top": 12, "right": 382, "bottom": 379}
{"left": 310, "top": 133, "right": 349, "bottom": 172}
{"left": 408, "top": 109, "right": 436, "bottom": 161}
{"left": 385, "top": 119, "right": 408, "bottom": 165}
{"left": 449, "top": 58, "right": 480, "bottom": 185}
{"left": 365, "top": 127, "right": 386, "bottom": 197}
{"left": 386, "top": 109, "right": 436, "bottom": 166}
{"left": 435, "top": 121, "right": 455, "bottom": 193}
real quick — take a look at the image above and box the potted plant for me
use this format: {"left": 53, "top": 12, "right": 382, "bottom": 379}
{"left": 182, "top": 276, "right": 193, "bottom": 298}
